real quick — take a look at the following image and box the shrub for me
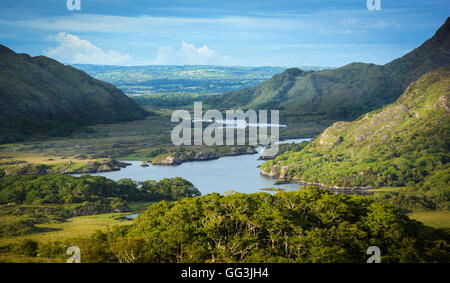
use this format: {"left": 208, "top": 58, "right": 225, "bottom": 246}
{"left": 13, "top": 239, "right": 39, "bottom": 257}
{"left": 38, "top": 241, "right": 66, "bottom": 258}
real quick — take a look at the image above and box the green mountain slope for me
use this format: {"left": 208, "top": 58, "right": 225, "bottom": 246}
{"left": 260, "top": 68, "right": 449, "bottom": 205}
{"left": 211, "top": 17, "right": 450, "bottom": 137}
{"left": 0, "top": 45, "right": 150, "bottom": 143}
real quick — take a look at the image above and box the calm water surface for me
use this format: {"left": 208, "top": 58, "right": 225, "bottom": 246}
{"left": 77, "top": 139, "right": 311, "bottom": 195}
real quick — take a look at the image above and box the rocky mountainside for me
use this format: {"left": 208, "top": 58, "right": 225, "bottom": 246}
{"left": 0, "top": 45, "right": 150, "bottom": 143}
{"left": 260, "top": 68, "right": 449, "bottom": 192}
{"left": 210, "top": 17, "right": 450, "bottom": 137}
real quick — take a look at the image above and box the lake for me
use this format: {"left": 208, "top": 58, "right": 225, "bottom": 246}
{"left": 76, "top": 138, "right": 312, "bottom": 195}
{"left": 193, "top": 119, "right": 287, "bottom": 129}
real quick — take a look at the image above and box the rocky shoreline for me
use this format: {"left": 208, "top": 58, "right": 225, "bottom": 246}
{"left": 261, "top": 168, "right": 373, "bottom": 194}
{"left": 152, "top": 147, "right": 258, "bottom": 166}
{"left": 0, "top": 147, "right": 260, "bottom": 176}
{"left": 0, "top": 159, "right": 131, "bottom": 177}
{"left": 66, "top": 159, "right": 131, "bottom": 174}
{"left": 258, "top": 149, "right": 278, "bottom": 160}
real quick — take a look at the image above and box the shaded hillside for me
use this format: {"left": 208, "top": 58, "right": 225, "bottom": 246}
{"left": 211, "top": 17, "right": 450, "bottom": 136}
{"left": 260, "top": 68, "right": 449, "bottom": 205}
{"left": 0, "top": 45, "right": 150, "bottom": 143}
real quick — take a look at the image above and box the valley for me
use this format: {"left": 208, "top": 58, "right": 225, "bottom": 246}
{"left": 0, "top": 14, "right": 449, "bottom": 264}
{"left": 73, "top": 65, "right": 329, "bottom": 95}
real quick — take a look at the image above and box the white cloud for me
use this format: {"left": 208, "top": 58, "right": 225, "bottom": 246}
{"left": 43, "top": 32, "right": 131, "bottom": 65}
{"left": 339, "top": 18, "right": 359, "bottom": 26}
{"left": 320, "top": 18, "right": 401, "bottom": 35}
{"left": 0, "top": 14, "right": 309, "bottom": 33}
{"left": 366, "top": 20, "right": 401, "bottom": 29}
{"left": 43, "top": 33, "right": 240, "bottom": 66}
{"left": 153, "top": 41, "right": 241, "bottom": 65}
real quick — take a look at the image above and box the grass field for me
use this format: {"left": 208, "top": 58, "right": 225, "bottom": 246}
{"left": 0, "top": 108, "right": 262, "bottom": 169}
{"left": 407, "top": 211, "right": 450, "bottom": 229}
{"left": 127, "top": 201, "right": 155, "bottom": 212}
{"left": 0, "top": 213, "right": 131, "bottom": 246}
{"left": 0, "top": 253, "right": 63, "bottom": 263}
{"left": 369, "top": 188, "right": 449, "bottom": 229}
{"left": 0, "top": 201, "right": 156, "bottom": 262}
{"left": 0, "top": 109, "right": 173, "bottom": 162}
{"left": 0, "top": 200, "right": 154, "bottom": 247}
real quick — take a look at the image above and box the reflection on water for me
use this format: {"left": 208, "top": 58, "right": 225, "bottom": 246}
{"left": 75, "top": 139, "right": 311, "bottom": 196}
{"left": 193, "top": 119, "right": 287, "bottom": 129}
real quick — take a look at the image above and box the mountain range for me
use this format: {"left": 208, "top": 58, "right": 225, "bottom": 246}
{"left": 0, "top": 45, "right": 150, "bottom": 143}
{"left": 210, "top": 17, "right": 450, "bottom": 137}
{"left": 1, "top": 18, "right": 449, "bottom": 144}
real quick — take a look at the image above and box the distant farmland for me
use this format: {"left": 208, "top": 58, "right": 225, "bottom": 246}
{"left": 73, "top": 65, "right": 330, "bottom": 94}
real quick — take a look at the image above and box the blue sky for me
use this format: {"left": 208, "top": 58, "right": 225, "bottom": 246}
{"left": 0, "top": 0, "right": 448, "bottom": 67}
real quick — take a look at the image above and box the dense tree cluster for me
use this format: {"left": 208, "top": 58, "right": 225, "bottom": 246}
{"left": 0, "top": 174, "right": 200, "bottom": 205}
{"left": 63, "top": 187, "right": 449, "bottom": 263}
{"left": 276, "top": 141, "right": 310, "bottom": 156}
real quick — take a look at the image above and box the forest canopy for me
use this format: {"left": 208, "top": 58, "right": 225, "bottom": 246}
{"left": 0, "top": 174, "right": 201, "bottom": 205}
{"left": 74, "top": 186, "right": 449, "bottom": 263}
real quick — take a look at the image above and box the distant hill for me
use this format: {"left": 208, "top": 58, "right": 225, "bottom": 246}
{"left": 261, "top": 68, "right": 449, "bottom": 199}
{"left": 211, "top": 17, "right": 450, "bottom": 137}
{"left": 0, "top": 45, "right": 150, "bottom": 143}
{"left": 73, "top": 65, "right": 330, "bottom": 95}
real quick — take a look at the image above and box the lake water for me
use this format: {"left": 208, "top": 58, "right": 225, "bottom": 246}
{"left": 77, "top": 138, "right": 312, "bottom": 195}
{"left": 193, "top": 119, "right": 287, "bottom": 129}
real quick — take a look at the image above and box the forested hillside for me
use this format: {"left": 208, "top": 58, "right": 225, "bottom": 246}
{"left": 261, "top": 68, "right": 449, "bottom": 210}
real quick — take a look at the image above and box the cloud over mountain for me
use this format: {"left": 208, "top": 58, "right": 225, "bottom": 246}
{"left": 44, "top": 32, "right": 131, "bottom": 65}
{"left": 154, "top": 41, "right": 241, "bottom": 65}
